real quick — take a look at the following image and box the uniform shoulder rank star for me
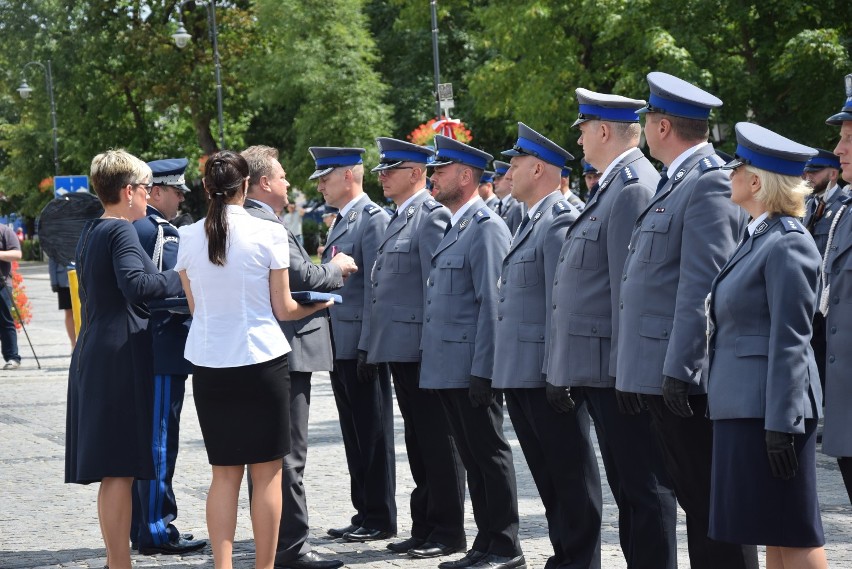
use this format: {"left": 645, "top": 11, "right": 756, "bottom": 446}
{"left": 780, "top": 217, "right": 804, "bottom": 233}
{"left": 406, "top": 205, "right": 417, "bottom": 218}
{"left": 620, "top": 166, "right": 638, "bottom": 184}
{"left": 424, "top": 199, "right": 441, "bottom": 210}
{"left": 349, "top": 210, "right": 359, "bottom": 222}
{"left": 459, "top": 218, "right": 470, "bottom": 230}
{"left": 474, "top": 207, "right": 491, "bottom": 222}
{"left": 553, "top": 200, "right": 570, "bottom": 215}
{"left": 699, "top": 154, "right": 725, "bottom": 172}
{"left": 364, "top": 204, "right": 381, "bottom": 216}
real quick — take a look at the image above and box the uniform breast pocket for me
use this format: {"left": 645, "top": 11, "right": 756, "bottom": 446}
{"left": 438, "top": 254, "right": 467, "bottom": 295}
{"left": 386, "top": 238, "right": 412, "bottom": 274}
{"left": 636, "top": 213, "right": 672, "bottom": 264}
{"left": 510, "top": 248, "right": 539, "bottom": 287}
{"left": 568, "top": 221, "right": 601, "bottom": 270}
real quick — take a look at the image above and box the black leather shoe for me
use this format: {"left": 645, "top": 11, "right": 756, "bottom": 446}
{"left": 327, "top": 523, "right": 359, "bottom": 538}
{"left": 438, "top": 550, "right": 488, "bottom": 569}
{"left": 468, "top": 554, "right": 526, "bottom": 569}
{"left": 409, "top": 542, "right": 464, "bottom": 559}
{"left": 138, "top": 537, "right": 207, "bottom": 555}
{"left": 387, "top": 536, "right": 427, "bottom": 553}
{"left": 342, "top": 526, "right": 395, "bottom": 542}
{"left": 277, "top": 551, "right": 344, "bottom": 569}
{"left": 133, "top": 532, "right": 193, "bottom": 551}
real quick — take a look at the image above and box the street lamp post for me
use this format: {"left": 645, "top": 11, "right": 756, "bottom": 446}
{"left": 172, "top": 0, "right": 225, "bottom": 149}
{"left": 430, "top": 0, "right": 442, "bottom": 120}
{"left": 17, "top": 60, "right": 59, "bottom": 176}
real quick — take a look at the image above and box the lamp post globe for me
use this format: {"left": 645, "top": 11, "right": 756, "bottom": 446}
{"left": 172, "top": 24, "right": 192, "bottom": 48}
{"left": 17, "top": 80, "right": 33, "bottom": 99}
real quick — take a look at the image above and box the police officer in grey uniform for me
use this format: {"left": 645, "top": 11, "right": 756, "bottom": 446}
{"left": 241, "top": 145, "right": 354, "bottom": 569}
{"left": 367, "top": 138, "right": 466, "bottom": 558}
{"left": 819, "top": 74, "right": 852, "bottom": 505}
{"left": 491, "top": 123, "right": 597, "bottom": 569}
{"left": 131, "top": 158, "right": 206, "bottom": 555}
{"left": 493, "top": 160, "right": 525, "bottom": 233}
{"left": 616, "top": 73, "right": 756, "bottom": 569}
{"left": 802, "top": 149, "right": 846, "bottom": 391}
{"left": 420, "top": 136, "right": 521, "bottom": 569}
{"left": 479, "top": 171, "right": 501, "bottom": 211}
{"left": 312, "top": 147, "right": 396, "bottom": 542}
{"left": 559, "top": 166, "right": 586, "bottom": 211}
{"left": 548, "top": 89, "right": 677, "bottom": 569}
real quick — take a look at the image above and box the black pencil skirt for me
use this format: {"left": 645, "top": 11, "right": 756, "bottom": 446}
{"left": 193, "top": 354, "right": 291, "bottom": 466}
{"left": 709, "top": 418, "right": 824, "bottom": 547}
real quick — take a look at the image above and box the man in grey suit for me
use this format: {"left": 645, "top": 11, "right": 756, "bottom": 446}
{"left": 493, "top": 160, "right": 525, "bottom": 234}
{"left": 241, "top": 145, "right": 355, "bottom": 569}
{"left": 616, "top": 72, "right": 756, "bottom": 569}
{"left": 420, "top": 136, "right": 520, "bottom": 569}
{"left": 820, "top": 74, "right": 852, "bottom": 505}
{"left": 367, "top": 138, "right": 466, "bottom": 559}
{"left": 548, "top": 89, "right": 677, "bottom": 569}
{"left": 491, "top": 123, "right": 596, "bottom": 569}
{"left": 311, "top": 147, "right": 396, "bottom": 543}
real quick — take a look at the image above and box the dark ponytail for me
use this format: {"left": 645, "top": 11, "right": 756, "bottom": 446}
{"left": 203, "top": 150, "right": 249, "bottom": 266}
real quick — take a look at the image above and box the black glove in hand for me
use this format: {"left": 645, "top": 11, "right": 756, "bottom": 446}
{"left": 545, "top": 382, "right": 575, "bottom": 413}
{"left": 662, "top": 375, "right": 693, "bottom": 418}
{"left": 615, "top": 389, "right": 645, "bottom": 415}
{"left": 51, "top": 284, "right": 60, "bottom": 293}
{"left": 355, "top": 350, "right": 379, "bottom": 383}
{"left": 468, "top": 376, "right": 494, "bottom": 408}
{"left": 766, "top": 430, "right": 798, "bottom": 480}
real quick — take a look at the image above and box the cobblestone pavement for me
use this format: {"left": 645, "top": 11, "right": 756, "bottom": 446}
{"left": 2, "top": 262, "right": 850, "bottom": 569}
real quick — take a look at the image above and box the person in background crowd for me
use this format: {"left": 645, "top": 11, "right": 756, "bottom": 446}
{"left": 617, "top": 72, "right": 756, "bottom": 569}
{"left": 708, "top": 122, "right": 826, "bottom": 569}
{"left": 581, "top": 159, "right": 602, "bottom": 197}
{"left": 284, "top": 202, "right": 305, "bottom": 246}
{"left": 65, "top": 149, "right": 183, "bottom": 569}
{"left": 130, "top": 158, "right": 206, "bottom": 556}
{"left": 48, "top": 257, "right": 76, "bottom": 350}
{"left": 559, "top": 166, "right": 586, "bottom": 210}
{"left": 242, "top": 144, "right": 354, "bottom": 569}
{"left": 478, "top": 171, "right": 500, "bottom": 211}
{"left": 175, "top": 150, "right": 332, "bottom": 569}
{"left": 368, "top": 137, "right": 466, "bottom": 560}
{"left": 0, "top": 222, "right": 21, "bottom": 370}
{"left": 312, "top": 147, "right": 396, "bottom": 544}
{"left": 492, "top": 160, "right": 525, "bottom": 234}
{"left": 549, "top": 88, "right": 677, "bottom": 569}
{"left": 493, "top": 123, "right": 594, "bottom": 569}
{"left": 819, "top": 73, "right": 852, "bottom": 506}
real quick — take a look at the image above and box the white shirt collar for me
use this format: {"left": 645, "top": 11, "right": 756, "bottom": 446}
{"left": 500, "top": 194, "right": 513, "bottom": 205}
{"left": 824, "top": 183, "right": 840, "bottom": 203}
{"left": 667, "top": 141, "right": 710, "bottom": 176}
{"left": 397, "top": 188, "right": 427, "bottom": 215}
{"left": 450, "top": 195, "right": 481, "bottom": 227}
{"left": 525, "top": 190, "right": 559, "bottom": 220}
{"left": 599, "top": 148, "right": 637, "bottom": 186}
{"left": 747, "top": 212, "right": 770, "bottom": 236}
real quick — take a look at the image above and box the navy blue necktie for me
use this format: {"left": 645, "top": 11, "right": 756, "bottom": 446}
{"left": 655, "top": 169, "right": 669, "bottom": 195}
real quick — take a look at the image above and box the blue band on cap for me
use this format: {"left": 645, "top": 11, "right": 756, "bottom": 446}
{"left": 435, "top": 148, "right": 489, "bottom": 170}
{"left": 315, "top": 154, "right": 363, "bottom": 167}
{"left": 808, "top": 156, "right": 840, "bottom": 169}
{"left": 736, "top": 145, "right": 808, "bottom": 177}
{"left": 381, "top": 150, "right": 430, "bottom": 163}
{"left": 494, "top": 166, "right": 509, "bottom": 175}
{"left": 578, "top": 104, "right": 640, "bottom": 122}
{"left": 515, "top": 136, "right": 566, "bottom": 168}
{"left": 648, "top": 93, "right": 711, "bottom": 120}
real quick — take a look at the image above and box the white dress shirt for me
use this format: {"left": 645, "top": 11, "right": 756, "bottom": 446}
{"left": 175, "top": 205, "right": 291, "bottom": 367}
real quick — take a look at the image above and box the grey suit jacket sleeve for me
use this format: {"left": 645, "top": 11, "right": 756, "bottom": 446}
{"left": 607, "top": 183, "right": 654, "bottom": 376}
{"left": 665, "top": 170, "right": 742, "bottom": 383}
{"left": 358, "top": 212, "right": 388, "bottom": 353}
{"left": 288, "top": 231, "right": 344, "bottom": 293}
{"left": 765, "top": 236, "right": 820, "bottom": 432}
{"left": 472, "top": 222, "right": 510, "bottom": 380}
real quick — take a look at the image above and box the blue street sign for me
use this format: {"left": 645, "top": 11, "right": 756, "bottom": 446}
{"left": 54, "top": 175, "right": 89, "bottom": 198}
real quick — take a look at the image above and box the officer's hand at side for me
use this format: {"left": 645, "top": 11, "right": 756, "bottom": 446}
{"left": 615, "top": 389, "right": 646, "bottom": 415}
{"left": 545, "top": 382, "right": 575, "bottom": 413}
{"left": 51, "top": 284, "right": 60, "bottom": 293}
{"left": 765, "top": 430, "right": 798, "bottom": 480}
{"left": 356, "top": 350, "right": 379, "bottom": 383}
{"left": 331, "top": 252, "right": 358, "bottom": 278}
{"left": 662, "top": 375, "right": 693, "bottom": 418}
{"left": 468, "top": 376, "right": 494, "bottom": 408}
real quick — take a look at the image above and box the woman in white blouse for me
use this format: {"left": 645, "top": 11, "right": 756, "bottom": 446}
{"left": 175, "top": 151, "right": 331, "bottom": 569}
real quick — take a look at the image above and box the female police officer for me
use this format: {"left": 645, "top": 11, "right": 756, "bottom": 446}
{"left": 706, "top": 123, "right": 827, "bottom": 569}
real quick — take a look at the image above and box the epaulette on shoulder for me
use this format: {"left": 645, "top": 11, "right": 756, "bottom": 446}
{"left": 841, "top": 194, "right": 852, "bottom": 206}
{"left": 473, "top": 207, "right": 492, "bottom": 222}
{"left": 364, "top": 204, "right": 382, "bottom": 216}
{"left": 780, "top": 216, "right": 805, "bottom": 234}
{"left": 620, "top": 165, "right": 640, "bottom": 185}
{"left": 150, "top": 215, "right": 170, "bottom": 225}
{"left": 699, "top": 154, "right": 726, "bottom": 173}
{"left": 423, "top": 198, "right": 442, "bottom": 211}
{"left": 552, "top": 199, "right": 573, "bottom": 215}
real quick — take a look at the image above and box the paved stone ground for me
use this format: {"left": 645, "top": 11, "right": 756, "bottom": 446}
{"left": 1, "top": 261, "right": 850, "bottom": 569}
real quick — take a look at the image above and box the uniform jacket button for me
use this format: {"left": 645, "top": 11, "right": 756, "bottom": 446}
{"left": 411, "top": 315, "right": 416, "bottom": 320}
{"left": 831, "top": 326, "right": 837, "bottom": 334}
{"left": 592, "top": 327, "right": 597, "bottom": 334}
{"left": 662, "top": 330, "right": 668, "bottom": 338}
{"left": 552, "top": 304, "right": 557, "bottom": 309}
{"left": 498, "top": 316, "right": 503, "bottom": 321}
{"left": 829, "top": 355, "right": 836, "bottom": 363}
{"left": 426, "top": 317, "right": 431, "bottom": 322}
{"left": 539, "top": 334, "right": 544, "bottom": 340}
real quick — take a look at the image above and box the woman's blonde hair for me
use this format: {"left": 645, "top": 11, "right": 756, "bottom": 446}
{"left": 746, "top": 165, "right": 812, "bottom": 218}
{"left": 90, "top": 149, "right": 151, "bottom": 205}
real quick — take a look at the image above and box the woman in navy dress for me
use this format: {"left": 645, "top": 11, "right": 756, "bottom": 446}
{"left": 707, "top": 123, "right": 827, "bottom": 569}
{"left": 65, "top": 149, "right": 183, "bottom": 569}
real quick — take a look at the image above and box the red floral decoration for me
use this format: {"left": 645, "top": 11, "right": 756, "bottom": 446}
{"left": 38, "top": 177, "right": 54, "bottom": 193}
{"left": 9, "top": 261, "right": 32, "bottom": 329}
{"left": 408, "top": 117, "right": 472, "bottom": 147}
